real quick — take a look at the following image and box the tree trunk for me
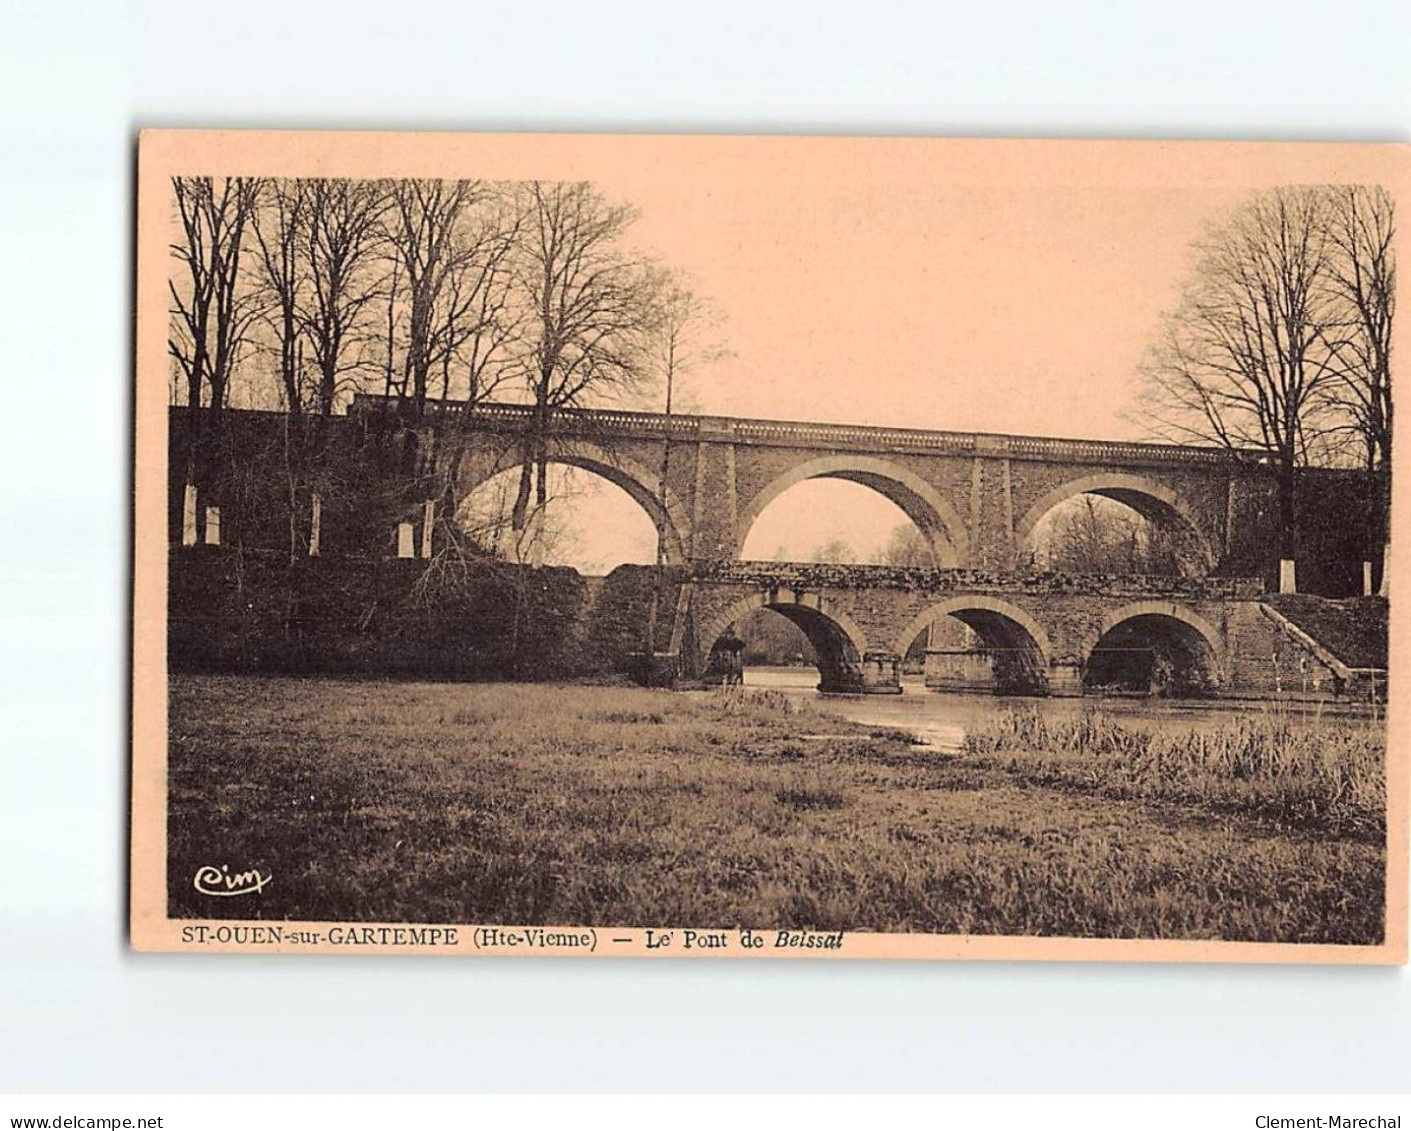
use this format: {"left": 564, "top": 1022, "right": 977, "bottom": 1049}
{"left": 1276, "top": 457, "right": 1298, "bottom": 563}
{"left": 280, "top": 307, "right": 300, "bottom": 415}
{"left": 319, "top": 358, "right": 336, "bottom": 417}
{"left": 534, "top": 382, "right": 550, "bottom": 509}
{"left": 511, "top": 439, "right": 534, "bottom": 532}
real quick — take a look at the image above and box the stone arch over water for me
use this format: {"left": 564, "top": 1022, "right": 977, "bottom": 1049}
{"left": 700, "top": 590, "right": 872, "bottom": 693}
{"left": 1080, "top": 600, "right": 1225, "bottom": 697}
{"left": 894, "top": 595, "right": 1052, "bottom": 696}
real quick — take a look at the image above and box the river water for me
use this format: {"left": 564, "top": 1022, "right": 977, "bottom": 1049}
{"left": 737, "top": 666, "right": 1379, "bottom": 753}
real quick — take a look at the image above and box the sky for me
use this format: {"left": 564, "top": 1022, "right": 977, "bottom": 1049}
{"left": 590, "top": 149, "right": 1251, "bottom": 441}
{"left": 466, "top": 469, "right": 921, "bottom": 574}
{"left": 470, "top": 143, "right": 1253, "bottom": 571}
{"left": 169, "top": 134, "right": 1393, "bottom": 574}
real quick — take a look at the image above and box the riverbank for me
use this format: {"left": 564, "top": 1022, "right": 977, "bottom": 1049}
{"left": 167, "top": 674, "right": 1385, "bottom": 943}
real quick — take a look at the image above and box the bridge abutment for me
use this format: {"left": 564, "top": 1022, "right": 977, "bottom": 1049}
{"left": 808, "top": 652, "right": 902, "bottom": 695}
{"left": 924, "top": 649, "right": 997, "bottom": 693}
{"left": 688, "top": 428, "right": 741, "bottom": 560}
{"left": 1046, "top": 660, "right": 1085, "bottom": 697}
{"left": 859, "top": 652, "right": 903, "bottom": 695}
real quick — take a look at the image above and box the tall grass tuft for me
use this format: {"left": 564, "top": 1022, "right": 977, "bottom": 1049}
{"left": 963, "top": 706, "right": 1385, "bottom": 837}
{"left": 706, "top": 686, "right": 808, "bottom": 721}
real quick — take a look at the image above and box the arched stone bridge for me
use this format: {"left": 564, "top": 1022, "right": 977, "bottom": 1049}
{"left": 399, "top": 397, "right": 1276, "bottom": 578}
{"left": 680, "top": 561, "right": 1298, "bottom": 697}
{"left": 352, "top": 396, "right": 1304, "bottom": 697}
{"left": 170, "top": 400, "right": 1375, "bottom": 698}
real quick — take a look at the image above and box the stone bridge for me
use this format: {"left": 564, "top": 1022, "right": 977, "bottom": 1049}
{"left": 363, "top": 395, "right": 1279, "bottom": 579}
{"left": 342, "top": 396, "right": 1320, "bottom": 697}
{"left": 678, "top": 562, "right": 1304, "bottom": 697}
{"left": 176, "top": 400, "right": 1371, "bottom": 698}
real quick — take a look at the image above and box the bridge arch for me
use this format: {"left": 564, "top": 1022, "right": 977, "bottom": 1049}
{"left": 894, "top": 595, "right": 1052, "bottom": 695}
{"left": 456, "top": 440, "right": 688, "bottom": 566}
{"left": 1015, "top": 472, "right": 1216, "bottom": 575}
{"left": 736, "top": 455, "right": 968, "bottom": 566}
{"left": 1080, "top": 600, "right": 1225, "bottom": 697}
{"left": 700, "top": 590, "right": 871, "bottom": 693}
{"left": 892, "top": 595, "right": 1053, "bottom": 665}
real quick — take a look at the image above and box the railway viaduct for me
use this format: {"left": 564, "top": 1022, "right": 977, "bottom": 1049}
{"left": 172, "top": 398, "right": 1381, "bottom": 697}
{"left": 435, "top": 398, "right": 1255, "bottom": 577}
{"left": 356, "top": 397, "right": 1361, "bottom": 697}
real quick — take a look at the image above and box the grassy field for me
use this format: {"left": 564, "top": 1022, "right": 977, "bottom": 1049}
{"left": 167, "top": 674, "right": 1386, "bottom": 943}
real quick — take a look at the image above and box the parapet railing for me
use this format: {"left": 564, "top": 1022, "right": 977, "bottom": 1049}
{"left": 690, "top": 559, "right": 1267, "bottom": 599}
{"left": 348, "top": 395, "right": 1252, "bottom": 467}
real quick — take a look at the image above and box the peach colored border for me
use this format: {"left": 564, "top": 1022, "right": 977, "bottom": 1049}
{"left": 131, "top": 130, "right": 1409, "bottom": 963}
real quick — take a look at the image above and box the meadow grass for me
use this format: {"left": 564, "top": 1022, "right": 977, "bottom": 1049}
{"left": 167, "top": 675, "right": 1386, "bottom": 943}
{"left": 962, "top": 705, "right": 1385, "bottom": 839}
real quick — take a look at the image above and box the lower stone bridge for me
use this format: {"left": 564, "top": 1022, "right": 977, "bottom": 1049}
{"left": 680, "top": 563, "right": 1316, "bottom": 698}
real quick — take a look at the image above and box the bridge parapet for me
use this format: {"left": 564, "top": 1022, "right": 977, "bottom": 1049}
{"left": 348, "top": 394, "right": 1252, "bottom": 467}
{"left": 690, "top": 560, "right": 1265, "bottom": 600}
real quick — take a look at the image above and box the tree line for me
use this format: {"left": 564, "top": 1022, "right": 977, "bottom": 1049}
{"left": 1140, "top": 185, "right": 1394, "bottom": 565}
{"left": 170, "top": 178, "right": 1394, "bottom": 581}
{"left": 168, "top": 176, "right": 730, "bottom": 671}
{"left": 169, "top": 176, "right": 720, "bottom": 553}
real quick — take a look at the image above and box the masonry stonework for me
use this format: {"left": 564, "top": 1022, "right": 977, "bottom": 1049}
{"left": 169, "top": 402, "right": 1384, "bottom": 697}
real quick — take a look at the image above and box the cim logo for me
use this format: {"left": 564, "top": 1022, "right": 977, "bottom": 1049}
{"left": 193, "top": 863, "right": 272, "bottom": 897}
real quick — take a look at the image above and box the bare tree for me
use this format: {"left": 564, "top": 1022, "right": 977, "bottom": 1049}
{"left": 1035, "top": 495, "right": 1181, "bottom": 574}
{"left": 810, "top": 537, "right": 857, "bottom": 564}
{"left": 413, "top": 188, "right": 530, "bottom": 559}
{"left": 247, "top": 179, "right": 396, "bottom": 561}
{"left": 1139, "top": 186, "right": 1342, "bottom": 561}
{"left": 250, "top": 180, "right": 309, "bottom": 416}
{"left": 1320, "top": 185, "right": 1395, "bottom": 476}
{"left": 425, "top": 189, "right": 523, "bottom": 410}
{"left": 301, "top": 179, "right": 392, "bottom": 417}
{"left": 382, "top": 179, "right": 489, "bottom": 420}
{"left": 880, "top": 523, "right": 932, "bottom": 567}
{"left": 642, "top": 270, "right": 730, "bottom": 654}
{"left": 737, "top": 608, "right": 814, "bottom": 666}
{"left": 169, "top": 176, "right": 264, "bottom": 428}
{"left": 454, "top": 466, "right": 588, "bottom": 567}
{"left": 509, "top": 181, "right": 657, "bottom": 531}
{"left": 169, "top": 174, "right": 266, "bottom": 553}
{"left": 353, "top": 183, "right": 549, "bottom": 590}
{"left": 643, "top": 270, "right": 728, "bottom": 506}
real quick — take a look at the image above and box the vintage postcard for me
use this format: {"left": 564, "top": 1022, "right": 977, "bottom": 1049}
{"left": 132, "top": 131, "right": 1408, "bottom": 962}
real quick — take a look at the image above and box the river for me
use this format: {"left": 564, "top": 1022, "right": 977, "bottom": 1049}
{"left": 736, "top": 666, "right": 1380, "bottom": 753}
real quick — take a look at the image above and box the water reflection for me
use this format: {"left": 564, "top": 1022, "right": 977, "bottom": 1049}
{"left": 740, "top": 666, "right": 1382, "bottom": 754}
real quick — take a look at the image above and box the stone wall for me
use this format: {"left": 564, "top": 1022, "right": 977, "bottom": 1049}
{"left": 168, "top": 549, "right": 663, "bottom": 681}
{"left": 690, "top": 560, "right": 1264, "bottom": 599}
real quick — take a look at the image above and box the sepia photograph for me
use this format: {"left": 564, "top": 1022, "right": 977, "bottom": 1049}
{"left": 14, "top": 0, "right": 1411, "bottom": 1112}
{"left": 130, "top": 131, "right": 1407, "bottom": 961}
